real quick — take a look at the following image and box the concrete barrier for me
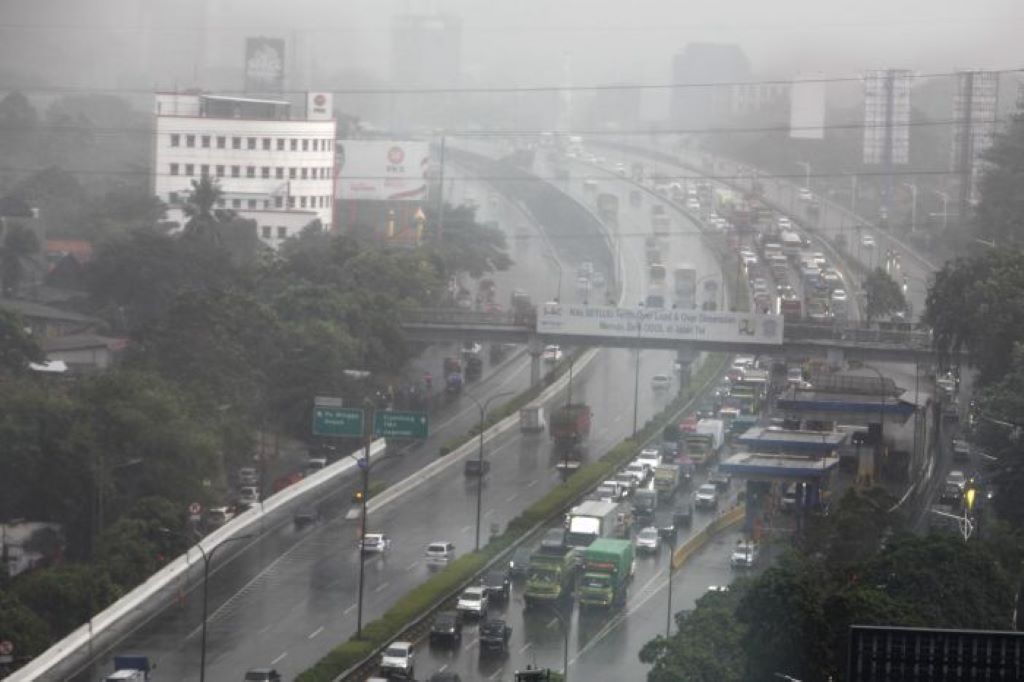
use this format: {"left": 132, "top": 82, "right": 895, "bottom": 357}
{"left": 671, "top": 504, "right": 745, "bottom": 570}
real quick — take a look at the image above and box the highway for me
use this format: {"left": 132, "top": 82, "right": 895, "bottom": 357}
{"left": 80, "top": 153, "right": 718, "bottom": 680}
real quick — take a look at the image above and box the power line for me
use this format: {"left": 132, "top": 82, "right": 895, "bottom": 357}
{"left": 3, "top": 67, "right": 1024, "bottom": 97}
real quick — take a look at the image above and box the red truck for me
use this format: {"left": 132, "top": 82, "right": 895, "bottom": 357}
{"left": 549, "top": 403, "right": 592, "bottom": 449}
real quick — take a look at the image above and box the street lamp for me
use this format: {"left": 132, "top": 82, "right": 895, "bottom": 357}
{"left": 931, "top": 189, "right": 949, "bottom": 232}
{"left": 665, "top": 534, "right": 677, "bottom": 637}
{"left": 902, "top": 183, "right": 918, "bottom": 232}
{"left": 795, "top": 161, "right": 811, "bottom": 190}
{"left": 160, "top": 529, "right": 253, "bottom": 682}
{"left": 353, "top": 392, "right": 379, "bottom": 640}
{"left": 466, "top": 390, "right": 516, "bottom": 551}
{"left": 632, "top": 309, "right": 649, "bottom": 437}
{"left": 542, "top": 252, "right": 564, "bottom": 302}
{"left": 545, "top": 602, "right": 571, "bottom": 682}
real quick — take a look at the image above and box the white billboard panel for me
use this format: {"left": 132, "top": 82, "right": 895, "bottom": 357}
{"left": 790, "top": 75, "right": 826, "bottom": 140}
{"left": 537, "top": 304, "right": 783, "bottom": 346}
{"left": 337, "top": 140, "right": 429, "bottom": 201}
{"left": 863, "top": 69, "right": 911, "bottom": 165}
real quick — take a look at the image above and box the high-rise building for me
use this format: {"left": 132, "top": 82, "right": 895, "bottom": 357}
{"left": 154, "top": 92, "right": 336, "bottom": 248}
{"left": 390, "top": 13, "right": 462, "bottom": 129}
{"left": 671, "top": 43, "right": 751, "bottom": 129}
{"left": 951, "top": 70, "right": 1000, "bottom": 207}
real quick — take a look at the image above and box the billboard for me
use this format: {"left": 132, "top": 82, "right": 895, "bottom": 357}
{"left": 537, "top": 304, "right": 783, "bottom": 346}
{"left": 245, "top": 37, "right": 285, "bottom": 94}
{"left": 863, "top": 69, "right": 911, "bottom": 165}
{"left": 790, "top": 74, "right": 826, "bottom": 140}
{"left": 337, "top": 140, "right": 429, "bottom": 201}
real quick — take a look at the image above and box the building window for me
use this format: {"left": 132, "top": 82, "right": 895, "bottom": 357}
{"left": 185, "top": 163, "right": 195, "bottom": 176}
{"left": 302, "top": 139, "right": 309, "bottom": 152}
{"left": 262, "top": 137, "right": 271, "bottom": 150}
{"left": 301, "top": 168, "right": 308, "bottom": 180}
{"left": 232, "top": 137, "right": 241, "bottom": 149}
{"left": 288, "top": 196, "right": 295, "bottom": 208}
{"left": 246, "top": 166, "right": 255, "bottom": 178}
{"left": 186, "top": 134, "right": 196, "bottom": 148}
{"left": 216, "top": 165, "right": 225, "bottom": 177}
{"left": 217, "top": 199, "right": 226, "bottom": 208}
{"left": 170, "top": 133, "right": 180, "bottom": 147}
{"left": 289, "top": 167, "right": 297, "bottom": 179}
{"left": 169, "top": 163, "right": 179, "bottom": 176}
{"left": 231, "top": 165, "right": 240, "bottom": 177}
{"left": 262, "top": 225, "right": 272, "bottom": 239}
{"left": 274, "top": 196, "right": 283, "bottom": 208}
{"left": 277, "top": 226, "right": 287, "bottom": 239}
{"left": 325, "top": 140, "right": 331, "bottom": 151}
{"left": 201, "top": 135, "right": 211, "bottom": 148}
{"left": 261, "top": 166, "right": 270, "bottom": 179}
{"left": 247, "top": 199, "right": 257, "bottom": 209}
{"left": 217, "top": 136, "right": 226, "bottom": 149}
{"left": 313, "top": 139, "right": 319, "bottom": 151}
{"left": 277, "top": 138, "right": 285, "bottom": 151}
{"left": 247, "top": 137, "right": 256, "bottom": 150}
{"left": 300, "top": 196, "right": 307, "bottom": 208}
{"left": 201, "top": 164, "right": 210, "bottom": 177}
{"left": 169, "top": 191, "right": 179, "bottom": 203}
{"left": 290, "top": 139, "right": 297, "bottom": 151}
{"left": 275, "top": 167, "right": 284, "bottom": 179}
{"left": 263, "top": 199, "right": 270, "bottom": 209}
{"left": 232, "top": 199, "right": 241, "bottom": 208}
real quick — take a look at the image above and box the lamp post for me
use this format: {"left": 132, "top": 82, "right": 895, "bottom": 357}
{"left": 542, "top": 252, "right": 564, "bottom": 302}
{"left": 160, "top": 529, "right": 253, "bottom": 682}
{"left": 467, "top": 390, "right": 516, "bottom": 551}
{"left": 353, "top": 394, "right": 380, "bottom": 639}
{"left": 632, "top": 309, "right": 648, "bottom": 437}
{"left": 666, "top": 534, "right": 677, "bottom": 638}
{"left": 795, "top": 161, "right": 811, "bottom": 190}
{"left": 902, "top": 182, "right": 918, "bottom": 232}
{"left": 931, "top": 189, "right": 949, "bottom": 232}
{"left": 545, "top": 602, "right": 571, "bottom": 682}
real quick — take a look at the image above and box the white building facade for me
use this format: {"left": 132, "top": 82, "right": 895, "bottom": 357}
{"left": 153, "top": 92, "right": 336, "bottom": 248}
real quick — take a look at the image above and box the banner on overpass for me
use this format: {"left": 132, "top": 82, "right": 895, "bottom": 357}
{"left": 537, "top": 304, "right": 783, "bottom": 345}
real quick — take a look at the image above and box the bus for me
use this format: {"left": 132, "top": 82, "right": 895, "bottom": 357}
{"left": 780, "top": 230, "right": 803, "bottom": 259}
{"left": 673, "top": 264, "right": 697, "bottom": 309}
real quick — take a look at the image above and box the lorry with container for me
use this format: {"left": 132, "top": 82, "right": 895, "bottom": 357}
{"left": 549, "top": 403, "right": 592, "bottom": 469}
{"left": 696, "top": 418, "right": 725, "bottom": 456}
{"left": 565, "top": 500, "right": 625, "bottom": 550}
{"left": 519, "top": 403, "right": 546, "bottom": 433}
{"left": 597, "top": 192, "right": 620, "bottom": 225}
{"left": 654, "top": 464, "right": 681, "bottom": 500}
{"left": 523, "top": 532, "right": 578, "bottom": 606}
{"left": 683, "top": 432, "right": 715, "bottom": 467}
{"left": 577, "top": 538, "right": 635, "bottom": 608}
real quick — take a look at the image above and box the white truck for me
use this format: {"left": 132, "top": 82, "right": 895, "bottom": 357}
{"left": 673, "top": 264, "right": 697, "bottom": 310}
{"left": 519, "top": 403, "right": 546, "bottom": 433}
{"left": 565, "top": 500, "right": 624, "bottom": 550}
{"left": 695, "top": 418, "right": 725, "bottom": 457}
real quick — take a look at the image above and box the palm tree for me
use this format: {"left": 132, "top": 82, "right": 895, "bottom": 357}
{"left": 0, "top": 222, "right": 40, "bottom": 296}
{"left": 182, "top": 175, "right": 225, "bottom": 244}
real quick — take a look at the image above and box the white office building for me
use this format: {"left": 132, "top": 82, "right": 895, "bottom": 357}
{"left": 153, "top": 92, "right": 336, "bottom": 248}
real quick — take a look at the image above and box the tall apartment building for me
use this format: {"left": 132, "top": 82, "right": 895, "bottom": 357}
{"left": 671, "top": 43, "right": 752, "bottom": 129}
{"left": 153, "top": 92, "right": 336, "bottom": 248}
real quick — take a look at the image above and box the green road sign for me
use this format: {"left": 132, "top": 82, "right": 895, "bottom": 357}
{"left": 374, "top": 410, "right": 429, "bottom": 439}
{"left": 312, "top": 406, "right": 364, "bottom": 437}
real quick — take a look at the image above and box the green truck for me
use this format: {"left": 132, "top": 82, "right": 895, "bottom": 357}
{"left": 524, "top": 544, "right": 577, "bottom": 606}
{"left": 578, "top": 538, "right": 634, "bottom": 608}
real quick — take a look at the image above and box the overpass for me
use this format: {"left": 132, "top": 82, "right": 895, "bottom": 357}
{"left": 401, "top": 305, "right": 936, "bottom": 381}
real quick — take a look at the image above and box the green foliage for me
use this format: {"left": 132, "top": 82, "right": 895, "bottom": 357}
{"left": 863, "top": 266, "right": 906, "bottom": 322}
{"left": 0, "top": 589, "right": 51, "bottom": 660}
{"left": 0, "top": 220, "right": 41, "bottom": 296}
{"left": 423, "top": 203, "right": 513, "bottom": 278}
{"left": 11, "top": 565, "right": 121, "bottom": 638}
{"left": 0, "top": 308, "right": 43, "bottom": 373}
{"left": 976, "top": 115, "right": 1024, "bottom": 248}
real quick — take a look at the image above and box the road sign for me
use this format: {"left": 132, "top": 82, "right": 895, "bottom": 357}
{"left": 188, "top": 502, "right": 202, "bottom": 516}
{"left": 0, "top": 641, "right": 13, "bottom": 656}
{"left": 313, "top": 406, "right": 364, "bottom": 437}
{"left": 374, "top": 410, "right": 429, "bottom": 439}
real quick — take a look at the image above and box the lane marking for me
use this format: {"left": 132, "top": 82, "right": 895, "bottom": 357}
{"left": 546, "top": 617, "right": 559, "bottom": 628}
{"left": 374, "top": 581, "right": 390, "bottom": 593}
{"left": 343, "top": 603, "right": 357, "bottom": 615}
{"left": 463, "top": 636, "right": 479, "bottom": 652}
{"left": 526, "top": 480, "right": 538, "bottom": 488}
{"left": 406, "top": 560, "right": 419, "bottom": 571}
{"left": 490, "top": 670, "right": 504, "bottom": 680}
{"left": 485, "top": 508, "right": 495, "bottom": 518}
{"left": 439, "top": 664, "right": 448, "bottom": 672}
{"left": 271, "top": 652, "right": 287, "bottom": 665}
{"left": 460, "top": 524, "right": 473, "bottom": 534}
{"left": 519, "top": 641, "right": 533, "bottom": 654}
{"left": 505, "top": 493, "right": 519, "bottom": 503}
{"left": 307, "top": 626, "right": 323, "bottom": 640}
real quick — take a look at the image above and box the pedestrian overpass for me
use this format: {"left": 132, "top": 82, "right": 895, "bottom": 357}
{"left": 401, "top": 304, "right": 936, "bottom": 385}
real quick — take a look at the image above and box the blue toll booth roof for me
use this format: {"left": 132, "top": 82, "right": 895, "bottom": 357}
{"left": 720, "top": 450, "right": 840, "bottom": 481}
{"left": 737, "top": 427, "right": 847, "bottom": 455}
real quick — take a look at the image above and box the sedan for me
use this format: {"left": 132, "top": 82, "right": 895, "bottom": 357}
{"left": 456, "top": 586, "right": 489, "bottom": 618}
{"left": 542, "top": 345, "right": 563, "bottom": 363}
{"left": 798, "top": 187, "right": 813, "bottom": 202}
{"left": 651, "top": 374, "right": 673, "bottom": 390}
{"left": 360, "top": 533, "right": 391, "bottom": 554}
{"left": 946, "top": 470, "right": 967, "bottom": 490}
{"left": 831, "top": 288, "right": 848, "bottom": 302}
{"left": 730, "top": 540, "right": 758, "bottom": 568}
{"left": 635, "top": 526, "right": 662, "bottom": 554}
{"left": 694, "top": 483, "right": 719, "bottom": 509}
{"left": 861, "top": 234, "right": 876, "bottom": 248}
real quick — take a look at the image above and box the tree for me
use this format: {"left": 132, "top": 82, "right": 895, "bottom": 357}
{"left": 0, "top": 221, "right": 41, "bottom": 296}
{"left": 182, "top": 175, "right": 227, "bottom": 244}
{"left": 423, "top": 203, "right": 513, "bottom": 278}
{"left": 0, "top": 308, "right": 43, "bottom": 373}
{"left": 0, "top": 91, "right": 38, "bottom": 132}
{"left": 863, "top": 267, "right": 906, "bottom": 322}
{"left": 923, "top": 249, "right": 1024, "bottom": 381}
{"left": 0, "top": 590, "right": 51, "bottom": 662}
{"left": 975, "top": 115, "right": 1024, "bottom": 248}
{"left": 11, "top": 565, "right": 120, "bottom": 639}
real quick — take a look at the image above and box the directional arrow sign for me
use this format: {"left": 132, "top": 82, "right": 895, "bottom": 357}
{"left": 374, "top": 410, "right": 429, "bottom": 439}
{"left": 312, "top": 406, "right": 364, "bottom": 438}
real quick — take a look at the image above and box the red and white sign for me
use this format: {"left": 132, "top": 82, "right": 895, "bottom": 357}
{"left": 306, "top": 91, "right": 333, "bottom": 121}
{"left": 188, "top": 502, "right": 202, "bottom": 516}
{"left": 337, "top": 140, "right": 429, "bottom": 202}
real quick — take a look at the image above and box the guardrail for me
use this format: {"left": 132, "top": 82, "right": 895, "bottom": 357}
{"left": 9, "top": 439, "right": 387, "bottom": 682}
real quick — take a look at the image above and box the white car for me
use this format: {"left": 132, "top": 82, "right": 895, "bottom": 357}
{"left": 461, "top": 342, "right": 482, "bottom": 356}
{"left": 946, "top": 470, "right": 967, "bottom": 490}
{"left": 686, "top": 198, "right": 701, "bottom": 211}
{"left": 456, "top": 586, "right": 489, "bottom": 617}
{"left": 694, "top": 483, "right": 719, "bottom": 509}
{"left": 360, "top": 533, "right": 392, "bottom": 554}
{"left": 615, "top": 162, "right": 628, "bottom": 176}
{"left": 798, "top": 187, "right": 813, "bottom": 201}
{"left": 730, "top": 540, "right": 758, "bottom": 568}
{"left": 542, "top": 345, "right": 563, "bottom": 363}
{"left": 380, "top": 641, "right": 415, "bottom": 678}
{"left": 861, "top": 234, "right": 876, "bottom": 248}
{"left": 635, "top": 526, "right": 662, "bottom": 554}
{"left": 777, "top": 217, "right": 792, "bottom": 229}
{"left": 238, "top": 486, "right": 260, "bottom": 507}
{"left": 831, "top": 289, "right": 848, "bottom": 302}
{"left": 651, "top": 374, "right": 672, "bottom": 390}
{"left": 636, "top": 448, "right": 662, "bottom": 471}
{"left": 425, "top": 541, "right": 456, "bottom": 564}
{"left": 624, "top": 461, "right": 649, "bottom": 485}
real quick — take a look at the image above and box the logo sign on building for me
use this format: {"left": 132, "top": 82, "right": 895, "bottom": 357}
{"left": 245, "top": 37, "right": 285, "bottom": 94}
{"left": 337, "top": 140, "right": 429, "bottom": 201}
{"left": 374, "top": 410, "right": 429, "bottom": 439}
{"left": 537, "top": 304, "right": 784, "bottom": 346}
{"left": 307, "top": 92, "right": 333, "bottom": 121}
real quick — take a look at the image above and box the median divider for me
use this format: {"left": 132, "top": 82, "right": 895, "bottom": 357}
{"left": 671, "top": 504, "right": 745, "bottom": 571}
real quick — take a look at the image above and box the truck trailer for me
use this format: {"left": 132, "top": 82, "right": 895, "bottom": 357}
{"left": 578, "top": 538, "right": 634, "bottom": 608}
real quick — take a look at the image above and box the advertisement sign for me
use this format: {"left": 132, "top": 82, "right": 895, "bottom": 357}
{"left": 337, "top": 140, "right": 429, "bottom": 201}
{"left": 537, "top": 304, "right": 783, "bottom": 346}
{"left": 863, "top": 69, "right": 911, "bottom": 165}
{"left": 245, "top": 37, "right": 286, "bottom": 94}
{"left": 307, "top": 92, "right": 333, "bottom": 121}
{"left": 790, "top": 74, "right": 826, "bottom": 140}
